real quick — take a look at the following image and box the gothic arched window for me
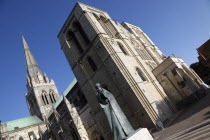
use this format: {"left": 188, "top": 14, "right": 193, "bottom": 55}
{"left": 118, "top": 42, "right": 128, "bottom": 55}
{"left": 52, "top": 93, "right": 56, "bottom": 102}
{"left": 66, "top": 30, "right": 84, "bottom": 53}
{"left": 49, "top": 93, "right": 54, "bottom": 103}
{"left": 45, "top": 94, "right": 49, "bottom": 104}
{"left": 49, "top": 90, "right": 56, "bottom": 103}
{"left": 42, "top": 95, "right": 46, "bottom": 105}
{"left": 136, "top": 67, "right": 146, "bottom": 81}
{"left": 87, "top": 56, "right": 97, "bottom": 72}
{"left": 42, "top": 91, "right": 48, "bottom": 105}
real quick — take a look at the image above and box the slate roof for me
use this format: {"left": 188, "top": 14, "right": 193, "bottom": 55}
{"left": 3, "top": 116, "right": 42, "bottom": 131}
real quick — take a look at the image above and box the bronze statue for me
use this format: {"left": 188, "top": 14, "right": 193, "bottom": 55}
{"left": 95, "top": 83, "right": 134, "bottom": 140}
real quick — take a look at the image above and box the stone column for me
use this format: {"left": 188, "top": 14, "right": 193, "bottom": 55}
{"left": 63, "top": 95, "right": 89, "bottom": 140}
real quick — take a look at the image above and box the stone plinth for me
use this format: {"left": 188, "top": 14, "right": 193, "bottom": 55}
{"left": 126, "top": 128, "right": 154, "bottom": 140}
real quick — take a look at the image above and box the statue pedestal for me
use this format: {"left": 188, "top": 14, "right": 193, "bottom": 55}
{"left": 126, "top": 128, "right": 154, "bottom": 140}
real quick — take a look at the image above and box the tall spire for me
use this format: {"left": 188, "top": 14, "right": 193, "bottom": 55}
{"left": 22, "top": 35, "right": 42, "bottom": 80}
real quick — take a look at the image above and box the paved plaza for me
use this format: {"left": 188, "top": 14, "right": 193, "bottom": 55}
{"left": 153, "top": 91, "right": 210, "bottom": 140}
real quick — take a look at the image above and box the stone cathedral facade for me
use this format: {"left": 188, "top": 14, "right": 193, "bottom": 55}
{"left": 57, "top": 2, "right": 207, "bottom": 139}
{"left": 0, "top": 2, "right": 207, "bottom": 140}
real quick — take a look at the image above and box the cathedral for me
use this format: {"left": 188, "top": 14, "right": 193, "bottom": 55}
{"left": 0, "top": 2, "right": 207, "bottom": 140}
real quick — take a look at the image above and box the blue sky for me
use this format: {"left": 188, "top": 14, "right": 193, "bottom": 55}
{"left": 0, "top": 0, "right": 210, "bottom": 122}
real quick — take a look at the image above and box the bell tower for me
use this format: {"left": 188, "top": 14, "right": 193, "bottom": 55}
{"left": 22, "top": 35, "right": 60, "bottom": 120}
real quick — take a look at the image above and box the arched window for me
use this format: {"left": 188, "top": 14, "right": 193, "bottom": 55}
{"left": 49, "top": 93, "right": 54, "bottom": 103}
{"left": 49, "top": 90, "right": 56, "bottom": 103}
{"left": 118, "top": 42, "right": 128, "bottom": 55}
{"left": 45, "top": 94, "right": 49, "bottom": 104}
{"left": 136, "top": 67, "right": 146, "bottom": 81}
{"left": 42, "top": 95, "right": 46, "bottom": 105}
{"left": 42, "top": 91, "right": 48, "bottom": 105}
{"left": 87, "top": 56, "right": 97, "bottom": 72}
{"left": 52, "top": 94, "right": 56, "bottom": 102}
{"left": 66, "top": 30, "right": 84, "bottom": 53}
